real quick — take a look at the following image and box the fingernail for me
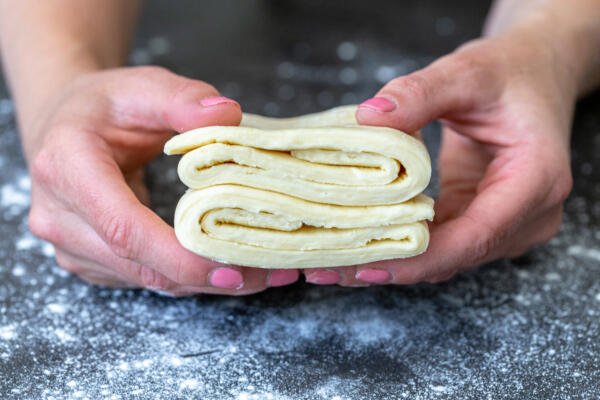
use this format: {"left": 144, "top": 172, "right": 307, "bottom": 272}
{"left": 305, "top": 270, "right": 340, "bottom": 285}
{"left": 358, "top": 97, "right": 396, "bottom": 113}
{"left": 200, "top": 96, "right": 239, "bottom": 108}
{"left": 268, "top": 269, "right": 300, "bottom": 287}
{"left": 355, "top": 269, "right": 391, "bottom": 284}
{"left": 209, "top": 267, "right": 244, "bottom": 289}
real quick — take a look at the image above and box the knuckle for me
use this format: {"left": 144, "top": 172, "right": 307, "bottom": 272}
{"left": 392, "top": 74, "right": 430, "bottom": 102}
{"left": 28, "top": 210, "right": 49, "bottom": 239}
{"left": 551, "top": 172, "right": 573, "bottom": 204}
{"left": 101, "top": 214, "right": 139, "bottom": 260}
{"left": 426, "top": 270, "right": 456, "bottom": 284}
{"left": 537, "top": 211, "right": 563, "bottom": 245}
{"left": 469, "top": 234, "right": 496, "bottom": 265}
{"left": 171, "top": 260, "right": 208, "bottom": 287}
{"left": 452, "top": 53, "right": 488, "bottom": 81}
{"left": 133, "top": 65, "right": 171, "bottom": 79}
{"left": 28, "top": 209, "right": 60, "bottom": 244}
{"left": 462, "top": 215, "right": 501, "bottom": 265}
{"left": 55, "top": 252, "right": 82, "bottom": 275}
{"left": 391, "top": 266, "right": 428, "bottom": 285}
{"left": 30, "top": 148, "right": 55, "bottom": 187}
{"left": 139, "top": 266, "right": 172, "bottom": 291}
{"left": 172, "top": 260, "right": 189, "bottom": 286}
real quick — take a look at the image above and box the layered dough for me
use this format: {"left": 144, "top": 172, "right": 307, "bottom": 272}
{"left": 165, "top": 105, "right": 434, "bottom": 269}
{"left": 165, "top": 106, "right": 431, "bottom": 206}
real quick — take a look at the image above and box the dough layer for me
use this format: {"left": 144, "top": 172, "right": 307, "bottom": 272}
{"left": 174, "top": 185, "right": 433, "bottom": 268}
{"left": 165, "top": 106, "right": 434, "bottom": 269}
{"left": 165, "top": 106, "right": 431, "bottom": 205}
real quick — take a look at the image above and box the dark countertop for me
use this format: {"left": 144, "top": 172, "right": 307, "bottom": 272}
{"left": 1, "top": 1, "right": 599, "bottom": 399}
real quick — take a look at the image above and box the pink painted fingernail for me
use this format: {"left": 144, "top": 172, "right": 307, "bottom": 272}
{"left": 209, "top": 267, "right": 244, "bottom": 289}
{"left": 355, "top": 269, "right": 391, "bottom": 284}
{"left": 268, "top": 269, "right": 300, "bottom": 287}
{"left": 200, "top": 96, "right": 239, "bottom": 107}
{"left": 305, "top": 270, "right": 340, "bottom": 285}
{"left": 358, "top": 97, "right": 396, "bottom": 113}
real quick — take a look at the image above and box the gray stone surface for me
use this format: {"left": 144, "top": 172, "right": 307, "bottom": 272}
{"left": 1, "top": 1, "right": 599, "bottom": 399}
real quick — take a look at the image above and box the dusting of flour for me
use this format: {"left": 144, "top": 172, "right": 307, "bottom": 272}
{"left": 1, "top": 27, "right": 600, "bottom": 398}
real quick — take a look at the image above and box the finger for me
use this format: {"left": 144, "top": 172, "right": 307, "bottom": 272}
{"left": 266, "top": 269, "right": 301, "bottom": 288}
{"left": 303, "top": 267, "right": 370, "bottom": 287}
{"left": 54, "top": 248, "right": 135, "bottom": 288}
{"left": 32, "top": 202, "right": 182, "bottom": 291}
{"left": 54, "top": 248, "right": 206, "bottom": 296}
{"left": 29, "top": 167, "right": 274, "bottom": 295}
{"left": 100, "top": 66, "right": 242, "bottom": 132}
{"left": 48, "top": 212, "right": 273, "bottom": 296}
{"left": 37, "top": 179, "right": 267, "bottom": 293}
{"left": 434, "top": 129, "right": 491, "bottom": 223}
{"left": 503, "top": 204, "right": 564, "bottom": 258}
{"left": 356, "top": 50, "right": 502, "bottom": 133}
{"left": 303, "top": 268, "right": 342, "bottom": 285}
{"left": 354, "top": 145, "right": 568, "bottom": 284}
{"left": 33, "top": 130, "right": 229, "bottom": 288}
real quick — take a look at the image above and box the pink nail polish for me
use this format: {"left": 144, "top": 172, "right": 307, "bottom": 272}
{"left": 209, "top": 267, "right": 244, "bottom": 289}
{"left": 355, "top": 269, "right": 390, "bottom": 284}
{"left": 358, "top": 97, "right": 396, "bottom": 113}
{"left": 268, "top": 269, "right": 300, "bottom": 287}
{"left": 305, "top": 270, "right": 340, "bottom": 285}
{"left": 200, "top": 96, "right": 239, "bottom": 107}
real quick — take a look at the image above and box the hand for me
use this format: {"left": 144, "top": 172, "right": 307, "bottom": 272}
{"left": 304, "top": 32, "right": 574, "bottom": 286}
{"left": 27, "top": 66, "right": 300, "bottom": 295}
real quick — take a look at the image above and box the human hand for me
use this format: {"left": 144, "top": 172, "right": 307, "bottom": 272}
{"left": 304, "top": 32, "right": 575, "bottom": 286}
{"left": 27, "top": 67, "right": 300, "bottom": 295}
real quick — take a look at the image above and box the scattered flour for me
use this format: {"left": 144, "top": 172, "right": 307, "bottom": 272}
{"left": 0, "top": 325, "right": 16, "bottom": 340}
{"left": 567, "top": 245, "right": 600, "bottom": 262}
{"left": 1, "top": 28, "right": 599, "bottom": 398}
{"left": 1, "top": 184, "right": 29, "bottom": 208}
{"left": 46, "top": 303, "right": 67, "bottom": 314}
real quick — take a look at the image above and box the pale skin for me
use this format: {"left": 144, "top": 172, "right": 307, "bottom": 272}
{"left": 0, "top": 1, "right": 599, "bottom": 295}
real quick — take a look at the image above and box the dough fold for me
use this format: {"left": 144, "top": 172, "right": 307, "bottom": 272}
{"left": 165, "top": 106, "right": 434, "bottom": 269}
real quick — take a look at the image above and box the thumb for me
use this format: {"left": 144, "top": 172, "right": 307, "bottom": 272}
{"left": 104, "top": 66, "right": 242, "bottom": 132}
{"left": 356, "top": 52, "right": 496, "bottom": 133}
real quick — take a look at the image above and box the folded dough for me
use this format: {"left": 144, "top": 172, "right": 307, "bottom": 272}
{"left": 165, "top": 105, "right": 434, "bottom": 269}
{"left": 165, "top": 106, "right": 431, "bottom": 205}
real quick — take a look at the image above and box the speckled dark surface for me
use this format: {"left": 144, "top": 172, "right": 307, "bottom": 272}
{"left": 1, "top": 1, "right": 599, "bottom": 399}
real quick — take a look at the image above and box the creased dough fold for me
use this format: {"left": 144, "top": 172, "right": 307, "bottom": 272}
{"left": 165, "top": 106, "right": 434, "bottom": 269}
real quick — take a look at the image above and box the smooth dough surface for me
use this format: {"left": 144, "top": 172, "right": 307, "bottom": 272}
{"left": 165, "top": 105, "right": 434, "bottom": 269}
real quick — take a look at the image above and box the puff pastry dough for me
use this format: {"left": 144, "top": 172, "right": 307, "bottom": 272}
{"left": 165, "top": 105, "right": 434, "bottom": 269}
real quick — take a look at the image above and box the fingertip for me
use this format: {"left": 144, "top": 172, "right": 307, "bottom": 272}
{"left": 356, "top": 96, "right": 420, "bottom": 134}
{"left": 267, "top": 269, "right": 300, "bottom": 287}
{"left": 304, "top": 268, "right": 341, "bottom": 285}
{"left": 208, "top": 266, "right": 244, "bottom": 289}
{"left": 355, "top": 268, "right": 391, "bottom": 284}
{"left": 356, "top": 96, "right": 397, "bottom": 125}
{"left": 358, "top": 97, "right": 397, "bottom": 113}
{"left": 199, "top": 96, "right": 239, "bottom": 108}
{"left": 171, "top": 97, "right": 242, "bottom": 132}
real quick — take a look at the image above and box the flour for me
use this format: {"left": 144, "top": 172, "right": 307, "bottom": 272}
{"left": 0, "top": 325, "right": 16, "bottom": 340}
{"left": 1, "top": 14, "right": 600, "bottom": 397}
{"left": 1, "top": 183, "right": 29, "bottom": 208}
{"left": 567, "top": 244, "right": 600, "bottom": 261}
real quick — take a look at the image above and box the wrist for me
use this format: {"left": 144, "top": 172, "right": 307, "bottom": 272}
{"left": 13, "top": 48, "right": 104, "bottom": 161}
{"left": 485, "top": 0, "right": 600, "bottom": 97}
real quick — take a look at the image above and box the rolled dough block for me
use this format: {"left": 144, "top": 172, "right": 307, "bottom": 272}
{"left": 164, "top": 105, "right": 434, "bottom": 269}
